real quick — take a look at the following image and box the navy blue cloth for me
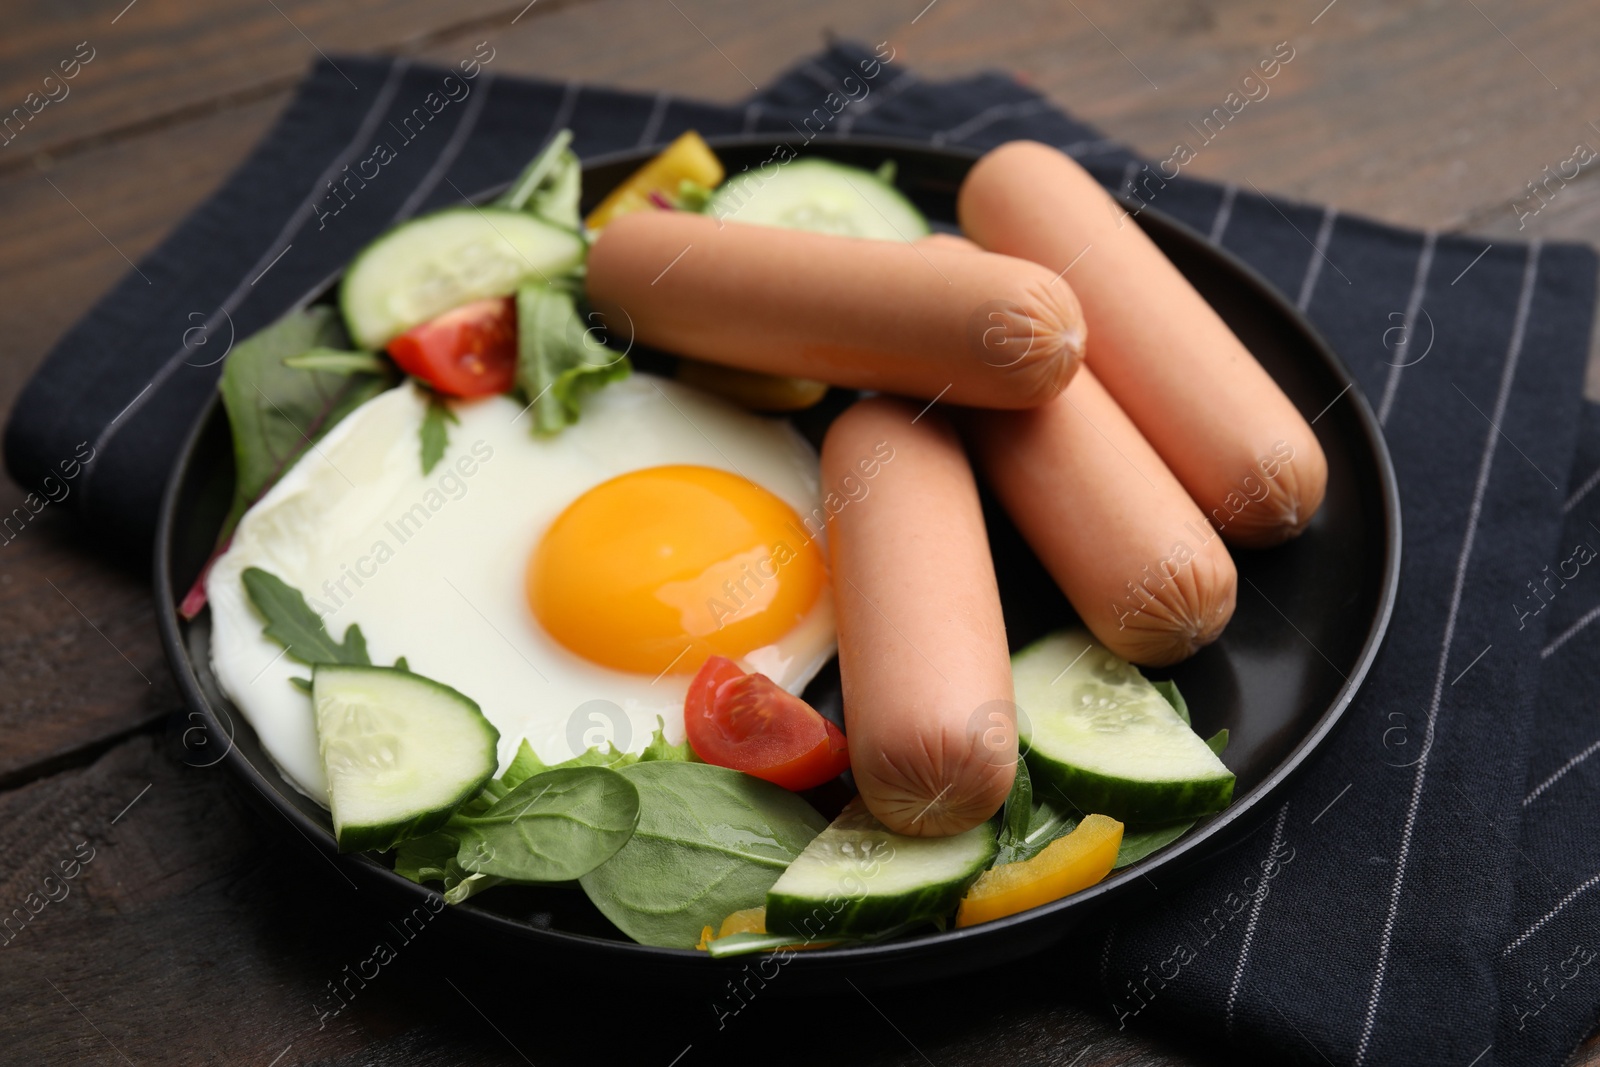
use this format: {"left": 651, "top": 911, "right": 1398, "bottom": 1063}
{"left": 7, "top": 40, "right": 1598, "bottom": 1066}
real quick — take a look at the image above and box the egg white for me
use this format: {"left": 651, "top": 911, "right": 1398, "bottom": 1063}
{"left": 207, "top": 374, "right": 836, "bottom": 803}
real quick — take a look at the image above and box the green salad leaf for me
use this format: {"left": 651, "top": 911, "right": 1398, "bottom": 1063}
{"left": 398, "top": 717, "right": 689, "bottom": 898}
{"left": 419, "top": 391, "right": 458, "bottom": 474}
{"left": 639, "top": 721, "right": 696, "bottom": 763}
{"left": 393, "top": 829, "right": 462, "bottom": 885}
{"left": 241, "top": 567, "right": 371, "bottom": 669}
{"left": 992, "top": 771, "right": 1081, "bottom": 870}
{"left": 994, "top": 756, "right": 1035, "bottom": 862}
{"left": 578, "top": 762, "right": 827, "bottom": 948}
{"left": 675, "top": 179, "right": 715, "bottom": 213}
{"left": 453, "top": 766, "right": 639, "bottom": 883}
{"left": 515, "top": 282, "right": 632, "bottom": 436}
{"left": 1205, "top": 728, "right": 1230, "bottom": 757}
{"left": 1113, "top": 821, "right": 1196, "bottom": 869}
{"left": 1152, "top": 679, "right": 1189, "bottom": 725}
{"left": 218, "top": 306, "right": 395, "bottom": 543}
{"left": 501, "top": 716, "right": 693, "bottom": 789}
{"left": 496, "top": 129, "right": 582, "bottom": 230}
{"left": 995, "top": 761, "right": 1195, "bottom": 871}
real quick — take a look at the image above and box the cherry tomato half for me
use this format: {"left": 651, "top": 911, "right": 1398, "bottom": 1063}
{"left": 386, "top": 296, "right": 517, "bottom": 397}
{"left": 684, "top": 656, "right": 850, "bottom": 791}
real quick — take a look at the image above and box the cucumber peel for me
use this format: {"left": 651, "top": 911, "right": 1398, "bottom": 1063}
{"left": 765, "top": 797, "right": 995, "bottom": 939}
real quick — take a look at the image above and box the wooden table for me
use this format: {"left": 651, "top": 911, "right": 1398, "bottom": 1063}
{"left": 4, "top": 2, "right": 1598, "bottom": 1063}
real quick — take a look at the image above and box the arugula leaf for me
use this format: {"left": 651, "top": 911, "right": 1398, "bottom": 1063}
{"left": 241, "top": 567, "right": 371, "bottom": 667}
{"left": 515, "top": 283, "right": 632, "bottom": 436}
{"left": 218, "top": 305, "right": 395, "bottom": 542}
{"left": 419, "top": 391, "right": 458, "bottom": 474}
{"left": 496, "top": 129, "right": 581, "bottom": 230}
{"left": 992, "top": 767, "right": 1080, "bottom": 867}
{"left": 1205, "top": 728, "right": 1230, "bottom": 757}
{"left": 453, "top": 766, "right": 639, "bottom": 883}
{"left": 1113, "top": 821, "right": 1195, "bottom": 869}
{"left": 1151, "top": 679, "right": 1189, "bottom": 725}
{"left": 283, "top": 348, "right": 388, "bottom": 374}
{"left": 578, "top": 762, "right": 827, "bottom": 948}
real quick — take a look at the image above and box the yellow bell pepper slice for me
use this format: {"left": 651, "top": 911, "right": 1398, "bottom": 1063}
{"left": 584, "top": 130, "right": 724, "bottom": 232}
{"left": 697, "top": 905, "right": 768, "bottom": 949}
{"left": 955, "top": 813, "right": 1124, "bottom": 928}
{"left": 695, "top": 906, "right": 837, "bottom": 951}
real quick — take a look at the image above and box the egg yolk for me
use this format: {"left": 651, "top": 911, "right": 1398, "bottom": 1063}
{"left": 528, "top": 465, "right": 826, "bottom": 676}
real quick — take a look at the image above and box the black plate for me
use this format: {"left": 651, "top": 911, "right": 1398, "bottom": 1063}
{"left": 155, "top": 135, "right": 1400, "bottom": 990}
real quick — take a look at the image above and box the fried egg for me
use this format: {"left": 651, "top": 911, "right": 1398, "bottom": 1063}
{"left": 207, "top": 374, "right": 835, "bottom": 803}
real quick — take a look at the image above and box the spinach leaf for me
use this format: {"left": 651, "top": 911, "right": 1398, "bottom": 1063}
{"left": 241, "top": 567, "right": 370, "bottom": 668}
{"left": 496, "top": 129, "right": 581, "bottom": 229}
{"left": 1114, "top": 821, "right": 1195, "bottom": 869}
{"left": 218, "top": 305, "right": 395, "bottom": 541}
{"left": 399, "top": 720, "right": 686, "bottom": 898}
{"left": 515, "top": 283, "right": 631, "bottom": 436}
{"left": 1205, "top": 729, "right": 1230, "bottom": 757}
{"left": 454, "top": 766, "right": 639, "bottom": 883}
{"left": 419, "top": 391, "right": 458, "bottom": 474}
{"left": 579, "top": 762, "right": 827, "bottom": 948}
{"left": 1151, "top": 679, "right": 1189, "bottom": 725}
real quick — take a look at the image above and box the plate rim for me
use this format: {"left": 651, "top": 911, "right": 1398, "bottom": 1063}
{"left": 153, "top": 133, "right": 1402, "bottom": 969}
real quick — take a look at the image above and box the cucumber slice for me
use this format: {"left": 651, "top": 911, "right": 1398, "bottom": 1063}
{"left": 339, "top": 207, "right": 586, "bottom": 349}
{"left": 311, "top": 664, "right": 499, "bottom": 853}
{"left": 1014, "top": 630, "right": 1235, "bottom": 825}
{"left": 705, "top": 158, "right": 930, "bottom": 240}
{"left": 765, "top": 797, "right": 995, "bottom": 938}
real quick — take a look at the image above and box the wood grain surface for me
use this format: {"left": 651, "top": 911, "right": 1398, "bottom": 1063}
{"left": 2, "top": 2, "right": 1597, "bottom": 1064}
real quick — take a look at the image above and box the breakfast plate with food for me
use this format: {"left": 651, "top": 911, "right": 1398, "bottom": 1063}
{"left": 156, "top": 130, "right": 1399, "bottom": 985}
